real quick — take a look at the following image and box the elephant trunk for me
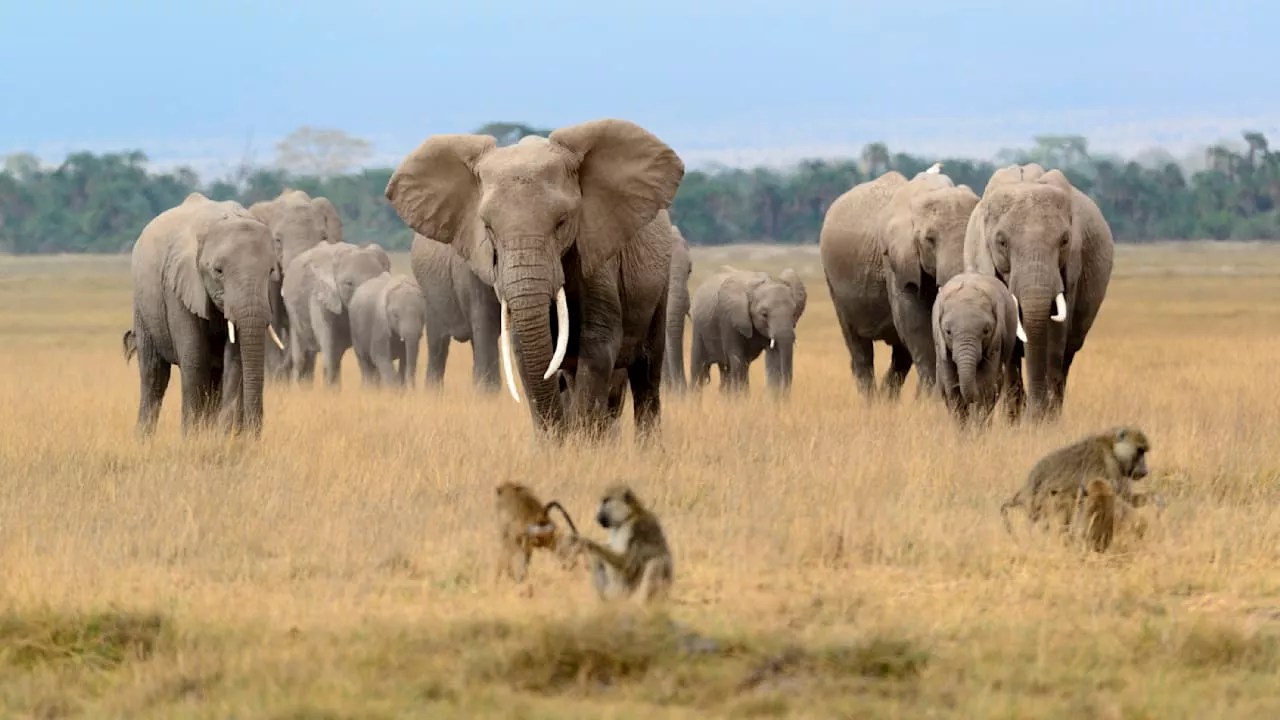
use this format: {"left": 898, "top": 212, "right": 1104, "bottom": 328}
{"left": 403, "top": 327, "right": 420, "bottom": 389}
{"left": 953, "top": 338, "right": 983, "bottom": 406}
{"left": 1010, "top": 267, "right": 1061, "bottom": 420}
{"left": 766, "top": 322, "right": 796, "bottom": 393}
{"left": 230, "top": 300, "right": 268, "bottom": 438}
{"left": 505, "top": 278, "right": 566, "bottom": 432}
{"left": 664, "top": 297, "right": 687, "bottom": 392}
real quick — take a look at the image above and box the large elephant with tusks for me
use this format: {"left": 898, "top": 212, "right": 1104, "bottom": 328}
{"left": 963, "top": 163, "right": 1114, "bottom": 421}
{"left": 384, "top": 119, "right": 685, "bottom": 441}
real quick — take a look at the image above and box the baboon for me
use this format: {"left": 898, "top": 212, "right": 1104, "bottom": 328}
{"left": 563, "top": 483, "right": 673, "bottom": 603}
{"left": 494, "top": 482, "right": 580, "bottom": 583}
{"left": 1000, "top": 425, "right": 1159, "bottom": 542}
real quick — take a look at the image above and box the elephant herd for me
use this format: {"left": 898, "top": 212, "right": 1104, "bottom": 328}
{"left": 123, "top": 118, "right": 1113, "bottom": 442}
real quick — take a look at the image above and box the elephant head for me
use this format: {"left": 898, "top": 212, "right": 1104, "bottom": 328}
{"left": 250, "top": 189, "right": 344, "bottom": 271}
{"left": 304, "top": 242, "right": 392, "bottom": 315}
{"left": 385, "top": 119, "right": 684, "bottom": 429}
{"left": 882, "top": 172, "right": 980, "bottom": 297}
{"left": 171, "top": 193, "right": 277, "bottom": 434}
{"left": 966, "top": 165, "right": 1080, "bottom": 415}
{"left": 933, "top": 274, "right": 1023, "bottom": 408}
{"left": 720, "top": 269, "right": 807, "bottom": 391}
{"left": 382, "top": 275, "right": 428, "bottom": 387}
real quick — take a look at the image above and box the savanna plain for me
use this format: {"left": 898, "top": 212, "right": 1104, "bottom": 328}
{"left": 3, "top": 242, "right": 1280, "bottom": 718}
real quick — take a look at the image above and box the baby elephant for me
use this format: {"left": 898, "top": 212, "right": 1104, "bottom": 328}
{"left": 690, "top": 266, "right": 807, "bottom": 394}
{"left": 932, "top": 272, "right": 1027, "bottom": 426}
{"left": 349, "top": 272, "right": 427, "bottom": 388}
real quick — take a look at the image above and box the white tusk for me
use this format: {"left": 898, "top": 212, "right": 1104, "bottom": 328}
{"left": 770, "top": 337, "right": 776, "bottom": 349}
{"left": 499, "top": 300, "right": 520, "bottom": 404}
{"left": 227, "top": 321, "right": 236, "bottom": 344}
{"left": 268, "top": 324, "right": 284, "bottom": 350}
{"left": 1051, "top": 292, "right": 1067, "bottom": 322}
{"left": 542, "top": 287, "right": 569, "bottom": 380}
{"left": 1012, "top": 296, "right": 1028, "bottom": 343}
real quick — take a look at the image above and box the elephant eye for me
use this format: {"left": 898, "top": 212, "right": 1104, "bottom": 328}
{"left": 213, "top": 265, "right": 224, "bottom": 276}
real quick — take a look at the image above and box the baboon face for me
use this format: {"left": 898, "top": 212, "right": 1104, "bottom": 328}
{"left": 596, "top": 484, "right": 638, "bottom": 529}
{"left": 1115, "top": 427, "right": 1151, "bottom": 479}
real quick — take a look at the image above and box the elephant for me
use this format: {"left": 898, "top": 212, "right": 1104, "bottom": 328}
{"left": 410, "top": 233, "right": 501, "bottom": 391}
{"left": 689, "top": 266, "right": 807, "bottom": 394}
{"left": 384, "top": 118, "right": 685, "bottom": 440}
{"left": 281, "top": 241, "right": 392, "bottom": 386}
{"left": 818, "top": 166, "right": 979, "bottom": 400}
{"left": 127, "top": 192, "right": 281, "bottom": 438}
{"left": 963, "top": 163, "right": 1114, "bottom": 421}
{"left": 932, "top": 272, "right": 1027, "bottom": 427}
{"left": 348, "top": 271, "right": 427, "bottom": 388}
{"left": 248, "top": 189, "right": 343, "bottom": 381}
{"left": 661, "top": 223, "right": 693, "bottom": 393}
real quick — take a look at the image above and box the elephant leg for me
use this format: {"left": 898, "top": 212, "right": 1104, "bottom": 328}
{"left": 688, "top": 335, "right": 712, "bottom": 392}
{"left": 376, "top": 343, "right": 400, "bottom": 388}
{"left": 834, "top": 303, "right": 876, "bottom": 398}
{"left": 882, "top": 343, "right": 913, "bottom": 400}
{"left": 178, "top": 360, "right": 215, "bottom": 436}
{"left": 890, "top": 294, "right": 937, "bottom": 397}
{"left": 627, "top": 322, "right": 665, "bottom": 441}
{"left": 726, "top": 351, "right": 750, "bottom": 394}
{"left": 135, "top": 337, "right": 170, "bottom": 437}
{"left": 355, "top": 349, "right": 378, "bottom": 387}
{"left": 425, "top": 330, "right": 450, "bottom": 387}
{"left": 295, "top": 350, "right": 316, "bottom": 384}
{"left": 469, "top": 285, "right": 502, "bottom": 392}
{"left": 1002, "top": 344, "right": 1027, "bottom": 425}
{"left": 217, "top": 340, "right": 244, "bottom": 434}
{"left": 571, "top": 292, "right": 623, "bottom": 440}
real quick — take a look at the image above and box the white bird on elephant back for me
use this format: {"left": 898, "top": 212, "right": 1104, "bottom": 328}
{"left": 962, "top": 163, "right": 1115, "bottom": 422}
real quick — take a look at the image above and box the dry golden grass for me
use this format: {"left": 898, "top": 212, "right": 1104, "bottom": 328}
{"left": 3, "top": 241, "right": 1280, "bottom": 717}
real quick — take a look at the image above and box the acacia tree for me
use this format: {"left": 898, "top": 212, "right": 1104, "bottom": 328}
{"left": 274, "top": 127, "right": 374, "bottom": 179}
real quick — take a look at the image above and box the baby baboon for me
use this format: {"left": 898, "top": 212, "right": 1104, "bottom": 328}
{"left": 494, "top": 482, "right": 580, "bottom": 583}
{"left": 1000, "top": 425, "right": 1153, "bottom": 541}
{"left": 563, "top": 483, "right": 673, "bottom": 603}
{"left": 1079, "top": 478, "right": 1116, "bottom": 552}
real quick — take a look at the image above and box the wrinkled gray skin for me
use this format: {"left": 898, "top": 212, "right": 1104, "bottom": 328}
{"left": 349, "top": 272, "right": 427, "bottom": 388}
{"left": 932, "top": 272, "right": 1025, "bottom": 427}
{"left": 281, "top": 241, "right": 392, "bottom": 386}
{"left": 964, "top": 164, "right": 1114, "bottom": 421}
{"left": 689, "top": 267, "right": 807, "bottom": 394}
{"left": 819, "top": 169, "right": 979, "bottom": 399}
{"left": 662, "top": 224, "right": 693, "bottom": 393}
{"left": 384, "top": 119, "right": 684, "bottom": 442}
{"left": 410, "top": 233, "right": 501, "bottom": 390}
{"left": 249, "top": 190, "right": 343, "bottom": 381}
{"left": 127, "top": 192, "right": 276, "bottom": 438}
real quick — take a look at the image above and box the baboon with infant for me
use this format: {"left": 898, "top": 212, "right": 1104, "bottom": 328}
{"left": 493, "top": 482, "right": 580, "bottom": 583}
{"left": 1001, "top": 425, "right": 1165, "bottom": 552}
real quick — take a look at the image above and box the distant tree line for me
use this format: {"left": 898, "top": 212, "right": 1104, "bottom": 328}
{"left": 3, "top": 125, "right": 1280, "bottom": 255}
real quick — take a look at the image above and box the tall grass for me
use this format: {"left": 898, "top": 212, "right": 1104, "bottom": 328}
{"left": 1, "top": 243, "right": 1279, "bottom": 717}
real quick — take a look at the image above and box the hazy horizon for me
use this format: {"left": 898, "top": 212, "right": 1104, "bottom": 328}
{"left": 3, "top": 1, "right": 1279, "bottom": 178}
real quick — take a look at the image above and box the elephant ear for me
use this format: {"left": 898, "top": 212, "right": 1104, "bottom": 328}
{"left": 385, "top": 134, "right": 496, "bottom": 268}
{"left": 549, "top": 119, "right": 685, "bottom": 278}
{"left": 305, "top": 244, "right": 348, "bottom": 314}
{"left": 717, "top": 274, "right": 754, "bottom": 338}
{"left": 777, "top": 268, "right": 807, "bottom": 321}
{"left": 312, "top": 197, "right": 344, "bottom": 245}
{"left": 165, "top": 224, "right": 211, "bottom": 319}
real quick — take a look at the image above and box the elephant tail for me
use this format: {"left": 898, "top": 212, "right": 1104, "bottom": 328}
{"left": 122, "top": 329, "right": 137, "bottom": 365}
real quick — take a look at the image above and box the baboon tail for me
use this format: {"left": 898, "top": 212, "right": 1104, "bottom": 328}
{"left": 544, "top": 501, "right": 579, "bottom": 535}
{"left": 999, "top": 496, "right": 1019, "bottom": 538}
{"left": 122, "top": 329, "right": 137, "bottom": 364}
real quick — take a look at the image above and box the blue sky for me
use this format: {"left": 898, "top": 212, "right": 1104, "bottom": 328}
{"left": 2, "top": 1, "right": 1279, "bottom": 174}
